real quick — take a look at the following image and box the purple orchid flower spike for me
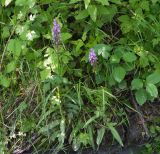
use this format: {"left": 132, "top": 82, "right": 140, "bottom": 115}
{"left": 52, "top": 19, "right": 61, "bottom": 46}
{"left": 89, "top": 48, "right": 97, "bottom": 65}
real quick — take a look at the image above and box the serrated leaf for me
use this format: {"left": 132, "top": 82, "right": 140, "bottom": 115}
{"left": 135, "top": 89, "right": 147, "bottom": 105}
{"left": 146, "top": 72, "right": 160, "bottom": 84}
{"left": 113, "top": 67, "right": 126, "bottom": 83}
{"left": 88, "top": 5, "right": 97, "bottom": 22}
{"left": 107, "top": 123, "right": 123, "bottom": 146}
{"left": 131, "top": 79, "right": 143, "bottom": 90}
{"left": 84, "top": 0, "right": 91, "bottom": 9}
{"left": 123, "top": 52, "right": 137, "bottom": 62}
{"left": 95, "top": 0, "right": 109, "bottom": 5}
{"left": 146, "top": 83, "right": 158, "bottom": 98}
{"left": 96, "top": 127, "right": 105, "bottom": 146}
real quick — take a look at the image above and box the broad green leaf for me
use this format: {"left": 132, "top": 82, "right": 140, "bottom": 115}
{"left": 146, "top": 83, "right": 158, "bottom": 98}
{"left": 110, "top": 55, "right": 120, "bottom": 63}
{"left": 131, "top": 79, "right": 143, "bottom": 90}
{"left": 88, "top": 5, "right": 97, "bottom": 22}
{"left": 0, "top": 75, "right": 10, "bottom": 88}
{"left": 40, "top": 69, "right": 51, "bottom": 80}
{"left": 123, "top": 52, "right": 137, "bottom": 62}
{"left": 95, "top": 0, "right": 109, "bottom": 5}
{"left": 107, "top": 123, "right": 123, "bottom": 146}
{"left": 84, "top": 0, "right": 91, "bottom": 9}
{"left": 6, "top": 61, "right": 16, "bottom": 73}
{"left": 146, "top": 72, "right": 160, "bottom": 84}
{"left": 61, "top": 33, "right": 72, "bottom": 41}
{"left": 7, "top": 39, "right": 22, "bottom": 57}
{"left": 135, "top": 89, "right": 147, "bottom": 105}
{"left": 113, "top": 67, "right": 126, "bottom": 83}
{"left": 94, "top": 44, "right": 112, "bottom": 59}
{"left": 96, "top": 127, "right": 105, "bottom": 146}
{"left": 2, "top": 27, "right": 10, "bottom": 38}
{"left": 76, "top": 10, "right": 89, "bottom": 20}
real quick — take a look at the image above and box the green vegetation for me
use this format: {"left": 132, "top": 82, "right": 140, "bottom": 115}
{"left": 0, "top": 0, "right": 160, "bottom": 153}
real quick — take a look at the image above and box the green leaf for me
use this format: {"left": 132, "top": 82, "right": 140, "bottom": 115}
{"left": 5, "top": 0, "right": 12, "bottom": 6}
{"left": 88, "top": 126, "right": 95, "bottom": 150}
{"left": 2, "top": 27, "right": 10, "bottom": 38}
{"left": 95, "top": 0, "right": 109, "bottom": 5}
{"left": 107, "top": 123, "right": 123, "bottom": 146}
{"left": 61, "top": 33, "right": 72, "bottom": 41}
{"left": 84, "top": 0, "right": 91, "bottom": 9}
{"left": 140, "top": 0, "right": 149, "bottom": 11}
{"left": 109, "top": 0, "right": 121, "bottom": 4}
{"left": 21, "top": 118, "right": 35, "bottom": 132}
{"left": 76, "top": 10, "right": 89, "bottom": 20}
{"left": 7, "top": 39, "right": 22, "bottom": 57}
{"left": 123, "top": 52, "right": 137, "bottom": 62}
{"left": 110, "top": 55, "right": 120, "bottom": 63}
{"left": 96, "top": 127, "right": 105, "bottom": 146}
{"left": 15, "top": 0, "right": 36, "bottom": 7}
{"left": 6, "top": 61, "right": 16, "bottom": 73}
{"left": 40, "top": 69, "right": 51, "bottom": 80}
{"left": 146, "top": 72, "right": 160, "bottom": 84}
{"left": 88, "top": 5, "right": 97, "bottom": 22}
{"left": 94, "top": 44, "right": 112, "bottom": 59}
{"left": 113, "top": 67, "right": 126, "bottom": 83}
{"left": 131, "top": 79, "right": 143, "bottom": 90}
{"left": 146, "top": 83, "right": 158, "bottom": 98}
{"left": 0, "top": 75, "right": 10, "bottom": 88}
{"left": 135, "top": 89, "right": 147, "bottom": 105}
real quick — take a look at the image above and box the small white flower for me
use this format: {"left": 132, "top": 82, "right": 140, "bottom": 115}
{"left": 29, "top": 14, "right": 36, "bottom": 21}
{"left": 26, "top": 30, "right": 36, "bottom": 41}
{"left": 18, "top": 132, "right": 23, "bottom": 136}
{"left": 10, "top": 133, "right": 16, "bottom": 139}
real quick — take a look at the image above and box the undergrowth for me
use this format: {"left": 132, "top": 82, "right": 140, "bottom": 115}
{"left": 0, "top": 0, "right": 160, "bottom": 153}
